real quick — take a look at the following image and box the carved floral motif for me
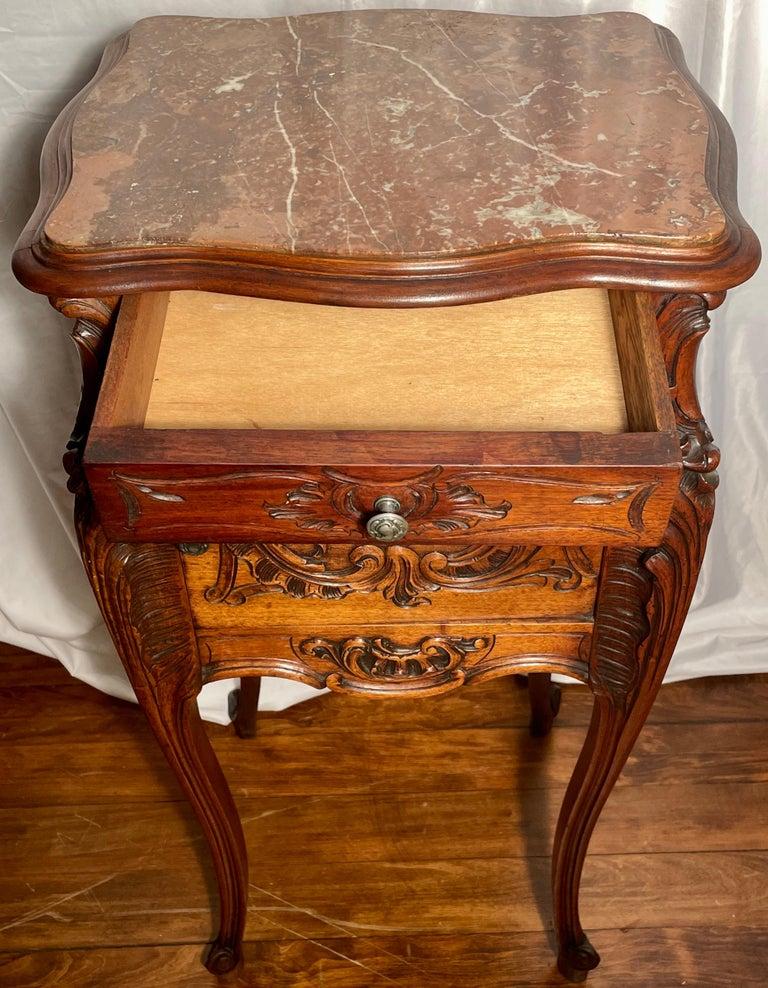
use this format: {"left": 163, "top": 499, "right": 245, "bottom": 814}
{"left": 203, "top": 542, "right": 598, "bottom": 609}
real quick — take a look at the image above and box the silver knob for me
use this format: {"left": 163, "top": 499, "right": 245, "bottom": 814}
{"left": 366, "top": 496, "right": 409, "bottom": 542}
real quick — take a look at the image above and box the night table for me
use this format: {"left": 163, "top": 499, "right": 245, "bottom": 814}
{"left": 12, "top": 10, "right": 759, "bottom": 982}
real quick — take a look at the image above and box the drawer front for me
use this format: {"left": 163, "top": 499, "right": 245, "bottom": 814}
{"left": 87, "top": 459, "right": 678, "bottom": 546}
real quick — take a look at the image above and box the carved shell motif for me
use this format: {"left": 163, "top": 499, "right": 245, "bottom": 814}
{"left": 292, "top": 634, "right": 495, "bottom": 693}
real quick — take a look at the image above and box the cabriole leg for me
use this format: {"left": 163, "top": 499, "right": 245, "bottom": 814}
{"left": 76, "top": 505, "right": 247, "bottom": 975}
{"left": 553, "top": 291, "right": 721, "bottom": 981}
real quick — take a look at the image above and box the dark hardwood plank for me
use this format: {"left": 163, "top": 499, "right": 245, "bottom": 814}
{"left": 0, "top": 649, "right": 74, "bottom": 688}
{"left": 0, "top": 686, "right": 142, "bottom": 743}
{"left": 0, "top": 849, "right": 766, "bottom": 952}
{"left": 246, "top": 674, "right": 768, "bottom": 734}
{"left": 1, "top": 781, "right": 765, "bottom": 876}
{"left": 2, "top": 928, "right": 767, "bottom": 988}
{"left": 2, "top": 649, "right": 766, "bottom": 983}
{"left": 3, "top": 719, "right": 768, "bottom": 806}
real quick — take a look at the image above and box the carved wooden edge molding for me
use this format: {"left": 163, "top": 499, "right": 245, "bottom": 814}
{"left": 588, "top": 292, "right": 720, "bottom": 708}
{"left": 52, "top": 295, "right": 120, "bottom": 493}
{"left": 201, "top": 543, "right": 599, "bottom": 609}
{"left": 76, "top": 500, "right": 200, "bottom": 700}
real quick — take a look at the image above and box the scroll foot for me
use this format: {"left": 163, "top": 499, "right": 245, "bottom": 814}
{"left": 557, "top": 937, "right": 600, "bottom": 982}
{"left": 205, "top": 939, "right": 241, "bottom": 975}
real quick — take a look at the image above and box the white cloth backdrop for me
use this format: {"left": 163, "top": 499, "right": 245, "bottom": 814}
{"left": 1, "top": 0, "right": 765, "bottom": 723}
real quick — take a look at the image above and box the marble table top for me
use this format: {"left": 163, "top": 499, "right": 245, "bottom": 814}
{"left": 44, "top": 9, "right": 725, "bottom": 260}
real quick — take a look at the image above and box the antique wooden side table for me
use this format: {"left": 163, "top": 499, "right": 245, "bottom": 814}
{"left": 12, "top": 10, "right": 759, "bottom": 983}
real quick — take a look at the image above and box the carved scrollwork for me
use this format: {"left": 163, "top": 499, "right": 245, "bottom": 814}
{"left": 292, "top": 633, "right": 495, "bottom": 693}
{"left": 265, "top": 467, "right": 511, "bottom": 536}
{"left": 113, "top": 474, "right": 186, "bottom": 527}
{"left": 589, "top": 293, "right": 721, "bottom": 707}
{"left": 52, "top": 296, "right": 119, "bottom": 493}
{"left": 655, "top": 292, "right": 721, "bottom": 482}
{"left": 203, "top": 543, "right": 598, "bottom": 609}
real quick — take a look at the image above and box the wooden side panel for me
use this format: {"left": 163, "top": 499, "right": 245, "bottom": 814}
{"left": 94, "top": 292, "right": 169, "bottom": 427}
{"left": 609, "top": 290, "right": 676, "bottom": 432}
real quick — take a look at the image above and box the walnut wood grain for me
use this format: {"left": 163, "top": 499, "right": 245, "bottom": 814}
{"left": 90, "top": 461, "right": 679, "bottom": 547}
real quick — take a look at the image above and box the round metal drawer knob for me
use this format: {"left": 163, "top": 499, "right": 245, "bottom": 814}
{"left": 366, "top": 496, "right": 409, "bottom": 542}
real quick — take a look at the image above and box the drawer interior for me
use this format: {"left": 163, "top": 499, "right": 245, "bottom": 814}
{"left": 95, "top": 288, "right": 673, "bottom": 437}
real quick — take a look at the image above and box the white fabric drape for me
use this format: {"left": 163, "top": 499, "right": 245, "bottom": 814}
{"left": 1, "top": 1, "right": 765, "bottom": 723}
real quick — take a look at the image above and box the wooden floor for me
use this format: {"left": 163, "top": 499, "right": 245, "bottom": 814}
{"left": 0, "top": 643, "right": 767, "bottom": 987}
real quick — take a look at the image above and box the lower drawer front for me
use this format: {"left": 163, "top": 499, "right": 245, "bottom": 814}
{"left": 183, "top": 542, "right": 597, "bottom": 696}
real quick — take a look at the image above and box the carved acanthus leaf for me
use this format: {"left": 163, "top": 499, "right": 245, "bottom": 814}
{"left": 203, "top": 542, "right": 599, "bottom": 609}
{"left": 76, "top": 503, "right": 200, "bottom": 695}
{"left": 655, "top": 292, "right": 720, "bottom": 481}
{"left": 264, "top": 467, "right": 511, "bottom": 536}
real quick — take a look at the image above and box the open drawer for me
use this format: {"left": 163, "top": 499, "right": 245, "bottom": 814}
{"left": 84, "top": 288, "right": 681, "bottom": 545}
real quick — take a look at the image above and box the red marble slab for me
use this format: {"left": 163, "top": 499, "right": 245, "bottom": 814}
{"left": 44, "top": 10, "right": 724, "bottom": 257}
{"left": 13, "top": 10, "right": 759, "bottom": 303}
